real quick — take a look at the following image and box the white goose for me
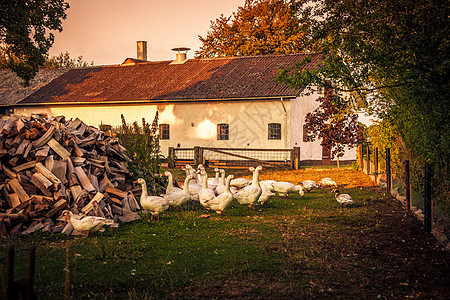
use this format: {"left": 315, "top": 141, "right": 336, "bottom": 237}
{"left": 163, "top": 171, "right": 182, "bottom": 194}
{"left": 258, "top": 180, "right": 276, "bottom": 206}
{"left": 230, "top": 177, "right": 252, "bottom": 189}
{"left": 215, "top": 169, "right": 237, "bottom": 195}
{"left": 164, "top": 175, "right": 194, "bottom": 210}
{"left": 319, "top": 177, "right": 337, "bottom": 187}
{"left": 271, "top": 181, "right": 304, "bottom": 198}
{"left": 203, "top": 175, "right": 235, "bottom": 215}
{"left": 134, "top": 178, "right": 170, "bottom": 221}
{"left": 299, "top": 180, "right": 320, "bottom": 192}
{"left": 63, "top": 210, "right": 114, "bottom": 237}
{"left": 182, "top": 165, "right": 202, "bottom": 201}
{"left": 332, "top": 189, "right": 354, "bottom": 207}
{"left": 198, "top": 169, "right": 216, "bottom": 210}
{"left": 234, "top": 166, "right": 263, "bottom": 210}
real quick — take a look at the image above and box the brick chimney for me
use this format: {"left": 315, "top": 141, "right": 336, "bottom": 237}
{"left": 137, "top": 41, "right": 147, "bottom": 61}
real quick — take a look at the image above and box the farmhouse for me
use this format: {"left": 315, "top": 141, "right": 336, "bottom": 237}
{"left": 2, "top": 45, "right": 356, "bottom": 165}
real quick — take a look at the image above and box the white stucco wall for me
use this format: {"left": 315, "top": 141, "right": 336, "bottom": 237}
{"left": 14, "top": 94, "right": 356, "bottom": 162}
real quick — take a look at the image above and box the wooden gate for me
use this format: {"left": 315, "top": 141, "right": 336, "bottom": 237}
{"left": 168, "top": 146, "right": 300, "bottom": 169}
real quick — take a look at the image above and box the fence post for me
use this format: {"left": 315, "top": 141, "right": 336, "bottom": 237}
{"left": 293, "top": 147, "right": 300, "bottom": 170}
{"left": 424, "top": 163, "right": 432, "bottom": 234}
{"left": 366, "top": 144, "right": 370, "bottom": 175}
{"left": 374, "top": 147, "right": 379, "bottom": 182}
{"left": 194, "top": 146, "right": 203, "bottom": 167}
{"left": 404, "top": 160, "right": 411, "bottom": 211}
{"left": 359, "top": 144, "right": 364, "bottom": 172}
{"left": 167, "top": 147, "right": 175, "bottom": 168}
{"left": 386, "top": 148, "right": 391, "bottom": 193}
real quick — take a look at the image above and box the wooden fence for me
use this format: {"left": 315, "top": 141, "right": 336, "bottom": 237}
{"left": 167, "top": 146, "right": 301, "bottom": 170}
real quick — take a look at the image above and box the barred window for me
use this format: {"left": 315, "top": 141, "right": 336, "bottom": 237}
{"left": 159, "top": 124, "right": 170, "bottom": 140}
{"left": 268, "top": 123, "right": 281, "bottom": 140}
{"left": 217, "top": 123, "right": 229, "bottom": 140}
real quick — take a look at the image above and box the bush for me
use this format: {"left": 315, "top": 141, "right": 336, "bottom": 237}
{"left": 112, "top": 113, "right": 166, "bottom": 195}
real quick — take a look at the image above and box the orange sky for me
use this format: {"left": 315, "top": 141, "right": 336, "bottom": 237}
{"left": 49, "top": 0, "right": 244, "bottom": 66}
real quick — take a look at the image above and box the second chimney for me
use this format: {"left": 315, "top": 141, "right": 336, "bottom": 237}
{"left": 137, "top": 41, "right": 147, "bottom": 61}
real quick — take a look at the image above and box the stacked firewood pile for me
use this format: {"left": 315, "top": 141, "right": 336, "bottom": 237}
{"left": 0, "top": 114, "right": 142, "bottom": 237}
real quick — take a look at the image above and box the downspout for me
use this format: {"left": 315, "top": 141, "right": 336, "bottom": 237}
{"left": 280, "top": 98, "right": 288, "bottom": 149}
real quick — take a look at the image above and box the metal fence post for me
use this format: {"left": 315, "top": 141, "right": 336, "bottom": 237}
{"left": 424, "top": 163, "right": 432, "bottom": 234}
{"left": 374, "top": 147, "right": 379, "bottom": 182}
{"left": 386, "top": 148, "right": 391, "bottom": 193}
{"left": 168, "top": 147, "right": 175, "bottom": 168}
{"left": 404, "top": 160, "right": 411, "bottom": 211}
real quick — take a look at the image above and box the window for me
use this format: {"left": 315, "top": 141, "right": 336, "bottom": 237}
{"left": 268, "top": 123, "right": 281, "bottom": 140}
{"left": 303, "top": 124, "right": 309, "bottom": 142}
{"left": 159, "top": 124, "right": 170, "bottom": 140}
{"left": 217, "top": 123, "right": 229, "bottom": 140}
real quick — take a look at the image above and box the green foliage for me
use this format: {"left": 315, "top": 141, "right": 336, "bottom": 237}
{"left": 281, "top": 0, "right": 449, "bottom": 207}
{"left": 0, "top": 0, "right": 69, "bottom": 85}
{"left": 42, "top": 51, "right": 94, "bottom": 68}
{"left": 195, "top": 0, "right": 312, "bottom": 58}
{"left": 113, "top": 113, "right": 165, "bottom": 195}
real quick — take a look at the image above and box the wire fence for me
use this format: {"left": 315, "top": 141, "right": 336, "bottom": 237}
{"left": 358, "top": 143, "right": 448, "bottom": 237}
{"left": 169, "top": 146, "right": 298, "bottom": 169}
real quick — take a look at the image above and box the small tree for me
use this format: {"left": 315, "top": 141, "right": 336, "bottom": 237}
{"left": 303, "top": 90, "right": 362, "bottom": 167}
{"left": 115, "top": 113, "right": 165, "bottom": 195}
{"left": 42, "top": 51, "right": 94, "bottom": 68}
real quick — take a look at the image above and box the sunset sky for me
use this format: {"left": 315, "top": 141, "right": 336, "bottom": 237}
{"left": 49, "top": 0, "right": 244, "bottom": 66}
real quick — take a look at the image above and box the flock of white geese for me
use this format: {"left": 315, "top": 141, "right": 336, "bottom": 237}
{"left": 62, "top": 164, "right": 355, "bottom": 235}
{"left": 134, "top": 164, "right": 355, "bottom": 221}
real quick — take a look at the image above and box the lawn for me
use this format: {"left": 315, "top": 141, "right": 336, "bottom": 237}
{"left": 1, "top": 167, "right": 449, "bottom": 299}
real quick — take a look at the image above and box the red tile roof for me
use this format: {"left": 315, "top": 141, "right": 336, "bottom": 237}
{"left": 17, "top": 53, "right": 323, "bottom": 105}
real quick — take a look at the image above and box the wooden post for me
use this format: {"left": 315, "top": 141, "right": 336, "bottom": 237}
{"left": 374, "top": 147, "right": 379, "bottom": 182}
{"left": 359, "top": 144, "right": 364, "bottom": 171}
{"left": 366, "top": 144, "right": 370, "bottom": 175}
{"left": 194, "top": 146, "right": 203, "bottom": 168}
{"left": 386, "top": 148, "right": 391, "bottom": 193}
{"left": 404, "top": 160, "right": 411, "bottom": 211}
{"left": 7, "top": 245, "right": 14, "bottom": 300}
{"left": 293, "top": 147, "right": 300, "bottom": 170}
{"left": 167, "top": 147, "right": 175, "bottom": 168}
{"left": 424, "top": 163, "right": 432, "bottom": 234}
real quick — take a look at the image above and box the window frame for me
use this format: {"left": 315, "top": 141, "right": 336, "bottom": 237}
{"left": 159, "top": 124, "right": 170, "bottom": 140}
{"left": 217, "top": 123, "right": 229, "bottom": 140}
{"left": 268, "top": 123, "right": 281, "bottom": 140}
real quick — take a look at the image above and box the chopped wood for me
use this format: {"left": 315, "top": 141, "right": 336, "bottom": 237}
{"left": 81, "top": 192, "right": 104, "bottom": 214}
{"left": 8, "top": 178, "right": 30, "bottom": 203}
{"left": 12, "top": 161, "right": 37, "bottom": 173}
{"left": 32, "top": 124, "right": 56, "bottom": 148}
{"left": 35, "top": 162, "right": 61, "bottom": 187}
{"left": 45, "top": 199, "right": 67, "bottom": 218}
{"left": 118, "top": 213, "right": 141, "bottom": 223}
{"left": 47, "top": 138, "right": 71, "bottom": 159}
{"left": 0, "top": 114, "right": 140, "bottom": 236}
{"left": 35, "top": 146, "right": 50, "bottom": 160}
{"left": 74, "top": 167, "right": 96, "bottom": 192}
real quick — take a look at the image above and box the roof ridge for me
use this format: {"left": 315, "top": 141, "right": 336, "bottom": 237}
{"left": 196, "top": 51, "right": 320, "bottom": 62}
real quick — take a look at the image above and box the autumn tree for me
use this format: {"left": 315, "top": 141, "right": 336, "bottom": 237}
{"left": 303, "top": 90, "right": 362, "bottom": 167}
{"left": 0, "top": 0, "right": 69, "bottom": 85}
{"left": 195, "top": 0, "right": 312, "bottom": 58}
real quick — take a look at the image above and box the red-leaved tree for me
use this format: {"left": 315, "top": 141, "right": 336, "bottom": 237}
{"left": 303, "top": 90, "right": 362, "bottom": 167}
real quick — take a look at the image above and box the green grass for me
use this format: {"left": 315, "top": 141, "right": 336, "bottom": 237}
{"left": 1, "top": 185, "right": 448, "bottom": 299}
